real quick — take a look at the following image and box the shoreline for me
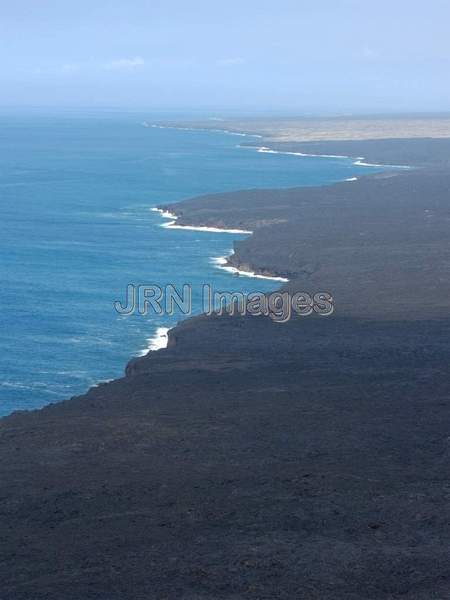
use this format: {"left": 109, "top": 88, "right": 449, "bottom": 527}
{"left": 146, "top": 122, "right": 263, "bottom": 139}
{"left": 154, "top": 115, "right": 450, "bottom": 143}
{"left": 151, "top": 207, "right": 290, "bottom": 283}
{"left": 147, "top": 123, "right": 401, "bottom": 306}
{"left": 136, "top": 326, "right": 171, "bottom": 356}
{"left": 151, "top": 207, "right": 253, "bottom": 234}
{"left": 209, "top": 256, "right": 290, "bottom": 282}
{"left": 3, "top": 133, "right": 450, "bottom": 598}
{"left": 144, "top": 127, "right": 418, "bottom": 341}
{"left": 148, "top": 121, "right": 412, "bottom": 168}
{"left": 249, "top": 144, "right": 412, "bottom": 169}
{"left": 147, "top": 121, "right": 415, "bottom": 168}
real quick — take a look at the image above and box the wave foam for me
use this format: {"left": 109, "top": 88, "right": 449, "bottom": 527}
{"left": 151, "top": 207, "right": 178, "bottom": 219}
{"left": 137, "top": 327, "right": 170, "bottom": 356}
{"left": 210, "top": 256, "right": 289, "bottom": 282}
{"left": 153, "top": 207, "right": 252, "bottom": 234}
{"left": 247, "top": 145, "right": 411, "bottom": 170}
{"left": 255, "top": 146, "right": 351, "bottom": 159}
{"left": 353, "top": 159, "right": 411, "bottom": 168}
{"left": 163, "top": 221, "right": 253, "bottom": 234}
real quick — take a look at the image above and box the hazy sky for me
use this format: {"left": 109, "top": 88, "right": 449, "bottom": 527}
{"left": 1, "top": 0, "right": 449, "bottom": 112}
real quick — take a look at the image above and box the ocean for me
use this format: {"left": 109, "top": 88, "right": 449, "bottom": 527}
{"left": 0, "top": 110, "right": 380, "bottom": 415}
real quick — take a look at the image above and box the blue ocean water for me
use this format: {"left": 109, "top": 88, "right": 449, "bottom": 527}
{"left": 0, "top": 111, "right": 379, "bottom": 415}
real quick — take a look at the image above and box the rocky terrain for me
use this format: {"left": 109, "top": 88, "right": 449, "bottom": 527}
{"left": 1, "top": 136, "right": 450, "bottom": 599}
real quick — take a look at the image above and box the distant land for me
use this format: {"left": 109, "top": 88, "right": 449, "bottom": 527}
{"left": 158, "top": 113, "right": 450, "bottom": 142}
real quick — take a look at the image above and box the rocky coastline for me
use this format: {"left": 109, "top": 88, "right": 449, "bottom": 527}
{"left": 2, "top": 135, "right": 450, "bottom": 599}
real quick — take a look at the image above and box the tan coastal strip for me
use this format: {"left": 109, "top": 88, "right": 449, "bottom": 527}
{"left": 173, "top": 117, "right": 450, "bottom": 142}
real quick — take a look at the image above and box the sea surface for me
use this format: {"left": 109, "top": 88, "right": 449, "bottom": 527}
{"left": 0, "top": 110, "right": 380, "bottom": 415}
